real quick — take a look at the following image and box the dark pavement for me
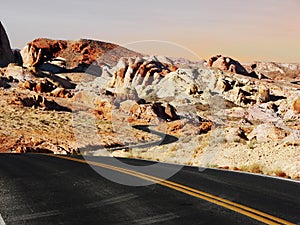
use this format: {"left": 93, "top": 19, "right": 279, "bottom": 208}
{"left": 0, "top": 154, "right": 299, "bottom": 225}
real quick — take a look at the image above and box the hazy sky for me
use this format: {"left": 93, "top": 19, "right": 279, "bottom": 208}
{"left": 1, "top": 0, "right": 300, "bottom": 62}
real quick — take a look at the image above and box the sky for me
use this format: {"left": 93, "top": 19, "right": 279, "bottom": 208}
{"left": 1, "top": 0, "right": 300, "bottom": 62}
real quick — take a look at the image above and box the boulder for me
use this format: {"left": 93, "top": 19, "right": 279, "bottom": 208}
{"left": 152, "top": 102, "right": 179, "bottom": 121}
{"left": 216, "top": 77, "right": 232, "bottom": 93}
{"left": 4, "top": 63, "right": 24, "bottom": 81}
{"left": 18, "top": 80, "right": 35, "bottom": 90}
{"left": 4, "top": 63, "right": 37, "bottom": 81}
{"left": 0, "top": 77, "right": 10, "bottom": 88}
{"left": 0, "top": 22, "right": 14, "bottom": 67}
{"left": 119, "top": 100, "right": 179, "bottom": 123}
{"left": 199, "top": 121, "right": 213, "bottom": 134}
{"left": 50, "top": 87, "right": 72, "bottom": 98}
{"left": 292, "top": 97, "right": 300, "bottom": 113}
{"left": 257, "top": 86, "right": 270, "bottom": 103}
{"left": 35, "top": 80, "right": 55, "bottom": 93}
{"left": 115, "top": 86, "right": 139, "bottom": 102}
{"left": 225, "top": 127, "right": 248, "bottom": 143}
{"left": 207, "top": 55, "right": 248, "bottom": 76}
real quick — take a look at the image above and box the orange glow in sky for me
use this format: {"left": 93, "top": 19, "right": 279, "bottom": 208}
{"left": 2, "top": 0, "right": 300, "bottom": 62}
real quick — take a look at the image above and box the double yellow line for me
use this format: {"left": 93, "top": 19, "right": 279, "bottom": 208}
{"left": 46, "top": 154, "right": 295, "bottom": 225}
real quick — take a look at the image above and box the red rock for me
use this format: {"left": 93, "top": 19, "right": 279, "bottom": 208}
{"left": 93, "top": 100, "right": 113, "bottom": 120}
{"left": 207, "top": 55, "right": 248, "bottom": 75}
{"left": 199, "top": 121, "right": 213, "bottom": 134}
{"left": 35, "top": 81, "right": 54, "bottom": 93}
{"left": 18, "top": 80, "right": 35, "bottom": 90}
{"left": 51, "top": 87, "right": 72, "bottom": 98}
{"left": 21, "top": 38, "right": 142, "bottom": 69}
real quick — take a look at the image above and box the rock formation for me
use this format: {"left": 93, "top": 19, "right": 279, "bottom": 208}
{"left": 0, "top": 22, "right": 14, "bottom": 67}
{"left": 110, "top": 56, "right": 178, "bottom": 88}
{"left": 12, "top": 49, "right": 23, "bottom": 66}
{"left": 21, "top": 38, "right": 143, "bottom": 71}
{"left": 207, "top": 55, "right": 248, "bottom": 76}
{"left": 18, "top": 79, "right": 72, "bottom": 98}
{"left": 257, "top": 86, "right": 270, "bottom": 103}
{"left": 119, "top": 100, "right": 179, "bottom": 123}
{"left": 243, "top": 62, "right": 300, "bottom": 81}
{"left": 12, "top": 95, "right": 71, "bottom": 111}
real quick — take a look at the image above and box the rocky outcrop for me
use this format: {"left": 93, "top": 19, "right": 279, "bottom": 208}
{"left": 12, "top": 95, "right": 71, "bottom": 111}
{"left": 110, "top": 56, "right": 178, "bottom": 88}
{"left": 0, "top": 22, "right": 14, "bottom": 67}
{"left": 21, "top": 38, "right": 142, "bottom": 71}
{"left": 243, "top": 62, "right": 300, "bottom": 81}
{"left": 119, "top": 100, "right": 179, "bottom": 123}
{"left": 257, "top": 86, "right": 270, "bottom": 103}
{"left": 18, "top": 79, "right": 72, "bottom": 98}
{"left": 207, "top": 55, "right": 248, "bottom": 76}
{"left": 12, "top": 49, "right": 23, "bottom": 66}
{"left": 3, "top": 63, "right": 38, "bottom": 81}
{"left": 21, "top": 39, "right": 68, "bottom": 68}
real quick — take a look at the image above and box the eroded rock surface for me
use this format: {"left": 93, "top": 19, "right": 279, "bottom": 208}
{"left": 110, "top": 56, "right": 178, "bottom": 88}
{"left": 207, "top": 55, "right": 248, "bottom": 75}
{"left": 21, "top": 38, "right": 143, "bottom": 71}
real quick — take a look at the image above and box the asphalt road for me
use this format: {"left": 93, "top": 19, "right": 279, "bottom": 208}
{"left": 0, "top": 154, "right": 299, "bottom": 225}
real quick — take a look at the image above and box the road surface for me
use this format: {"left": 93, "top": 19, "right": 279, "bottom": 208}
{"left": 0, "top": 153, "right": 299, "bottom": 225}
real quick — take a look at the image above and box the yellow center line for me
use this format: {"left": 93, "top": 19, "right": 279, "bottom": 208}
{"left": 43, "top": 154, "right": 295, "bottom": 225}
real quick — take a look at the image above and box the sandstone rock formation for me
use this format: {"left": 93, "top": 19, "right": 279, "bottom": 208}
{"left": 0, "top": 22, "right": 14, "bottom": 67}
{"left": 21, "top": 38, "right": 142, "bottom": 71}
{"left": 18, "top": 79, "right": 72, "bottom": 98}
{"left": 243, "top": 62, "right": 300, "bottom": 81}
{"left": 12, "top": 95, "right": 71, "bottom": 111}
{"left": 207, "top": 55, "right": 248, "bottom": 76}
{"left": 120, "top": 100, "right": 179, "bottom": 123}
{"left": 110, "top": 56, "right": 178, "bottom": 88}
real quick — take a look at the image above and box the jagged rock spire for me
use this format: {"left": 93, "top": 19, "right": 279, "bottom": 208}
{"left": 0, "top": 22, "right": 14, "bottom": 67}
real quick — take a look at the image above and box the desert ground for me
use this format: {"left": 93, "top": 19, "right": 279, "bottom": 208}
{"left": 0, "top": 22, "right": 299, "bottom": 179}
